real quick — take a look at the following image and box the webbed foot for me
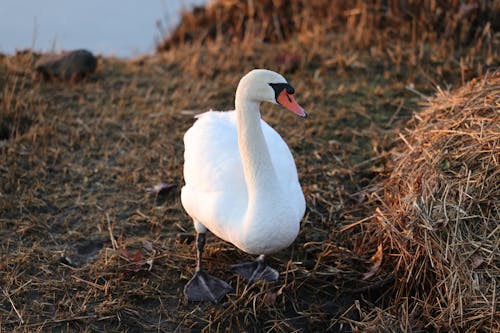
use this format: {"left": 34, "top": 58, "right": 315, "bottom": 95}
{"left": 184, "top": 270, "right": 232, "bottom": 304}
{"left": 231, "top": 255, "right": 279, "bottom": 284}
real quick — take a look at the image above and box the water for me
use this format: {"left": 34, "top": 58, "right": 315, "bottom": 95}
{"left": 0, "top": 0, "right": 207, "bottom": 58}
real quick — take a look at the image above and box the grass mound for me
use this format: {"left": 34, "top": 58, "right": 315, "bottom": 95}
{"left": 368, "top": 72, "right": 499, "bottom": 331}
{"left": 158, "top": 0, "right": 499, "bottom": 51}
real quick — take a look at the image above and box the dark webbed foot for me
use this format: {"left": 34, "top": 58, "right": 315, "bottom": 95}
{"left": 231, "top": 255, "right": 279, "bottom": 284}
{"left": 184, "top": 232, "right": 233, "bottom": 303}
{"left": 184, "top": 270, "right": 232, "bottom": 304}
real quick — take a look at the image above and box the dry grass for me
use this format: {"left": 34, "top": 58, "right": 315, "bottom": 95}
{"left": 362, "top": 72, "right": 500, "bottom": 332}
{"left": 159, "top": 0, "right": 499, "bottom": 53}
{"left": 0, "top": 1, "right": 499, "bottom": 332}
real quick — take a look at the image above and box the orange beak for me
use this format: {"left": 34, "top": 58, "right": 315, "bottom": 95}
{"left": 277, "top": 90, "right": 307, "bottom": 118}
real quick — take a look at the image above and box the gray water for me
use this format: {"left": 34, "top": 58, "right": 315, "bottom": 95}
{"left": 0, "top": 0, "right": 207, "bottom": 58}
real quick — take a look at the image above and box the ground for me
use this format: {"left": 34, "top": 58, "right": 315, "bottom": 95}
{"left": 0, "top": 25, "right": 497, "bottom": 332}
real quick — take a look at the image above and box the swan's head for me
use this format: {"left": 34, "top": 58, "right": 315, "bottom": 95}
{"left": 237, "top": 69, "right": 307, "bottom": 117}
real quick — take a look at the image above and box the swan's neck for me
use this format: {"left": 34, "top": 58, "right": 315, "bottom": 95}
{"left": 235, "top": 93, "right": 279, "bottom": 199}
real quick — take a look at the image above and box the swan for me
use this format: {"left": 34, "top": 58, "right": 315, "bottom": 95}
{"left": 181, "top": 69, "right": 307, "bottom": 303}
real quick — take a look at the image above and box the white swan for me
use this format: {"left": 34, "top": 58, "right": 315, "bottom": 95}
{"left": 181, "top": 69, "right": 307, "bottom": 303}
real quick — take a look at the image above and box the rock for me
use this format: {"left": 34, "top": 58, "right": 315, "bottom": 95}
{"left": 35, "top": 49, "right": 97, "bottom": 81}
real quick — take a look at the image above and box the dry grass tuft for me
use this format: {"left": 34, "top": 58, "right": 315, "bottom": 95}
{"left": 365, "top": 71, "right": 500, "bottom": 332}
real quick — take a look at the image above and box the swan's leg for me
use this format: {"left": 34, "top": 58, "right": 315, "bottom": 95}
{"left": 231, "top": 254, "right": 279, "bottom": 284}
{"left": 183, "top": 232, "right": 232, "bottom": 304}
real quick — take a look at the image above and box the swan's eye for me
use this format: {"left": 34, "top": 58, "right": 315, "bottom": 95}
{"left": 269, "top": 83, "right": 295, "bottom": 101}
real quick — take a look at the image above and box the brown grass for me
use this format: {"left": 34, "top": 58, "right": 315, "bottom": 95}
{"left": 363, "top": 72, "right": 500, "bottom": 332}
{"left": 159, "top": 0, "right": 499, "bottom": 53}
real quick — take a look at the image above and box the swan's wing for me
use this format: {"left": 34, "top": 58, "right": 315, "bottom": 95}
{"left": 183, "top": 111, "right": 245, "bottom": 193}
{"left": 262, "top": 120, "right": 306, "bottom": 224}
{"left": 181, "top": 111, "right": 247, "bottom": 239}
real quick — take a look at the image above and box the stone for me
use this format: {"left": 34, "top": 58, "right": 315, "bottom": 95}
{"left": 35, "top": 49, "right": 97, "bottom": 81}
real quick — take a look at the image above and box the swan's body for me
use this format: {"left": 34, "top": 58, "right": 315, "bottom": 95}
{"left": 181, "top": 69, "right": 307, "bottom": 303}
{"left": 182, "top": 110, "right": 305, "bottom": 254}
